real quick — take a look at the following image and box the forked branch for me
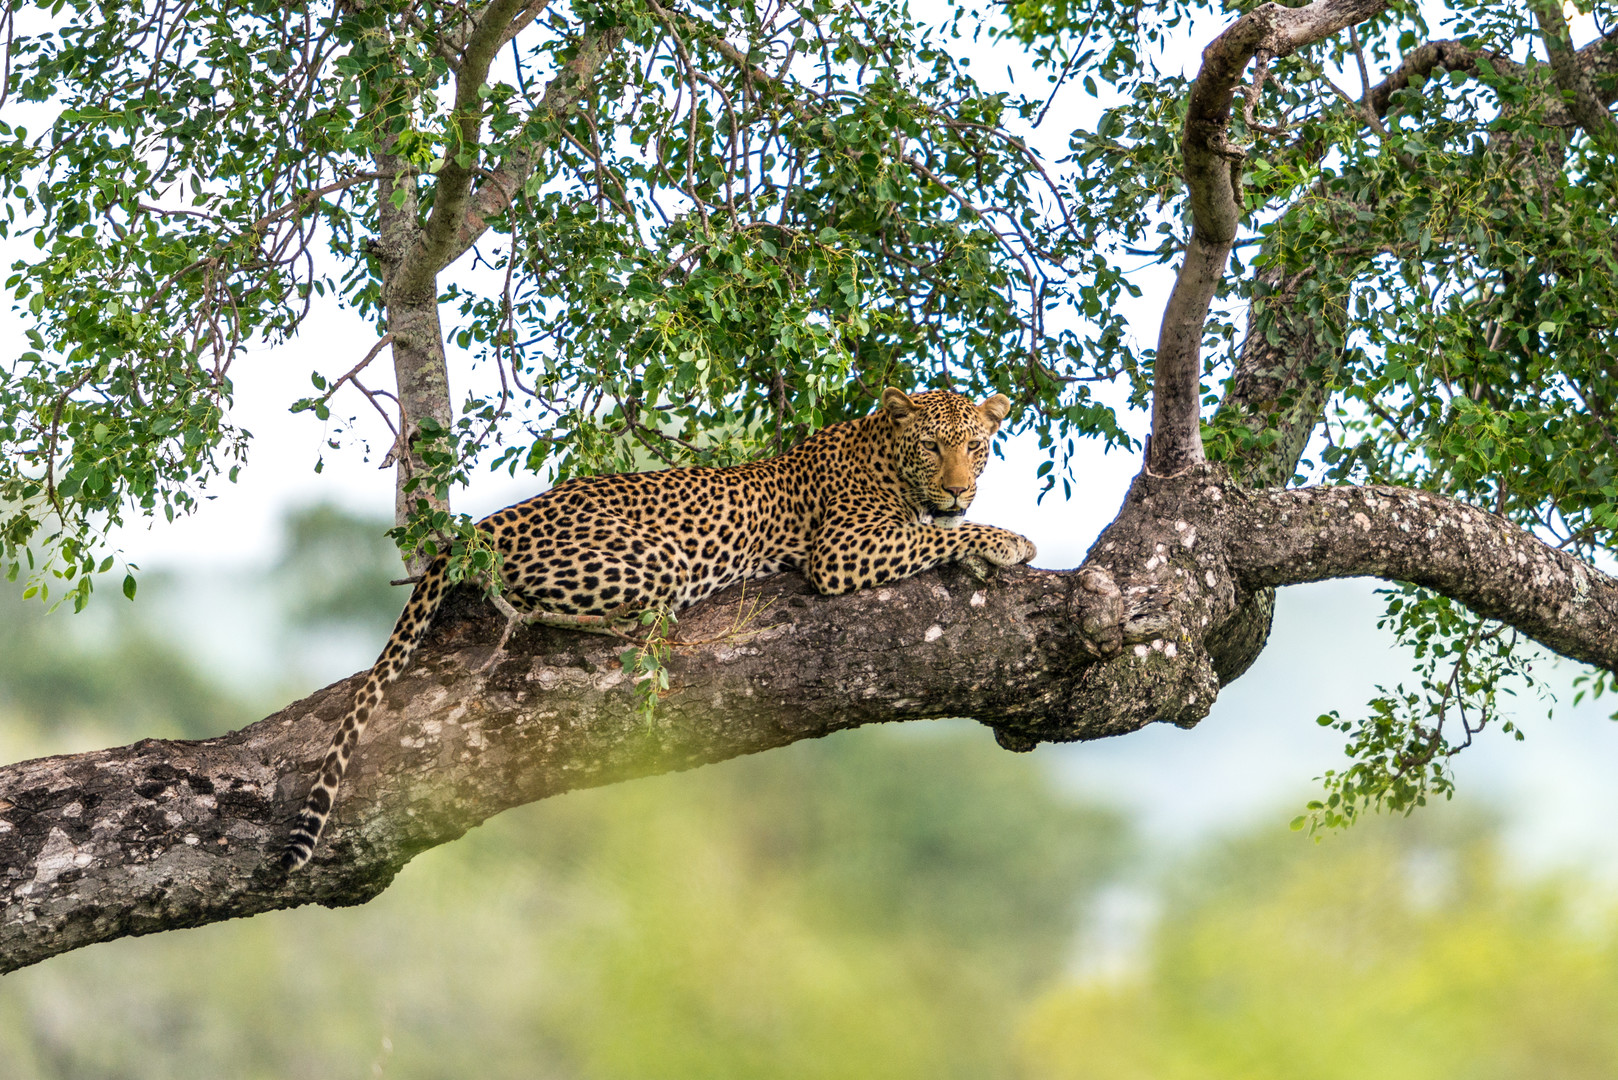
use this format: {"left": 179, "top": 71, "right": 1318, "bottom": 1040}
{"left": 433, "top": 24, "right": 630, "bottom": 273}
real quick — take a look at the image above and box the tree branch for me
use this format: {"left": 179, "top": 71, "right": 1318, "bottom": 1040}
{"left": 1364, "top": 39, "right": 1522, "bottom": 118}
{"left": 1533, "top": 0, "right": 1618, "bottom": 151}
{"left": 1228, "top": 483, "right": 1618, "bottom": 673}
{"left": 1150, "top": 0, "right": 1389, "bottom": 476}
{"left": 9, "top": 464, "right": 1618, "bottom": 973}
{"left": 402, "top": 0, "right": 539, "bottom": 295}
{"left": 497, "top": 0, "right": 553, "bottom": 49}
{"left": 1213, "top": 23, "right": 1618, "bottom": 489}
{"left": 1363, "top": 26, "right": 1618, "bottom": 125}
{"left": 0, "top": 563, "right": 1139, "bottom": 973}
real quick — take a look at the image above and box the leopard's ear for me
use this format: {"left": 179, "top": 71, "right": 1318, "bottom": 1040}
{"left": 881, "top": 386, "right": 919, "bottom": 421}
{"left": 978, "top": 394, "right": 1012, "bottom": 425}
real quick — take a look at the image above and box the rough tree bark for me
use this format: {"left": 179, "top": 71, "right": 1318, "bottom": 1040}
{"left": 5, "top": 0, "right": 1618, "bottom": 975}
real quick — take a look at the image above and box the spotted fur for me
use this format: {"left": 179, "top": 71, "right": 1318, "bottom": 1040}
{"left": 280, "top": 387, "right": 1036, "bottom": 869}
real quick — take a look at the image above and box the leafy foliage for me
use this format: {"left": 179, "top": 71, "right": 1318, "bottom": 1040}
{"left": 1300, "top": 586, "right": 1542, "bottom": 831}
{"left": 1007, "top": 0, "right": 1618, "bottom": 816}
{"left": 0, "top": 0, "right": 1139, "bottom": 605}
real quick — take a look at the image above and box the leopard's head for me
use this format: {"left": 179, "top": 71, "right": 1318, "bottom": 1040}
{"left": 881, "top": 387, "right": 1012, "bottom": 528}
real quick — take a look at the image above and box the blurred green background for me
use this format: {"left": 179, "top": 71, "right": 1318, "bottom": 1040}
{"left": 5, "top": 506, "right": 1618, "bottom": 1079}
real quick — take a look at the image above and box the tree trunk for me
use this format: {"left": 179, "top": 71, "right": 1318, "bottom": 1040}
{"left": 384, "top": 288, "right": 456, "bottom": 544}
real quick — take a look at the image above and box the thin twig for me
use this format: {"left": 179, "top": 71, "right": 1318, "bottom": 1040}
{"left": 311, "top": 333, "right": 396, "bottom": 408}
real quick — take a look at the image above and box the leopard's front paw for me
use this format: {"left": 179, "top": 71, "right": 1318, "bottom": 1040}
{"left": 972, "top": 527, "right": 1037, "bottom": 567}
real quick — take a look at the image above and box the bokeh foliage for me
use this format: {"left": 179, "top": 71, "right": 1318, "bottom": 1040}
{"left": 1020, "top": 811, "right": 1618, "bottom": 1080}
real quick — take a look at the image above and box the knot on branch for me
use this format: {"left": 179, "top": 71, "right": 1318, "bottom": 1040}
{"left": 984, "top": 466, "right": 1246, "bottom": 753}
{"left": 1073, "top": 566, "right": 1126, "bottom": 658}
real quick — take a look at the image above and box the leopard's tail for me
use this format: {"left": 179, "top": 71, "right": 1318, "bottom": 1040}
{"left": 281, "top": 554, "right": 450, "bottom": 871}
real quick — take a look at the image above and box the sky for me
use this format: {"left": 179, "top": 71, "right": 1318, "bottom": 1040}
{"left": 5, "top": 1, "right": 1618, "bottom": 882}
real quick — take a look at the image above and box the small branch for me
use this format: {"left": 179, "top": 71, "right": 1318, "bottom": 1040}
{"left": 1350, "top": 24, "right": 1374, "bottom": 105}
{"left": 42, "top": 369, "right": 97, "bottom": 518}
{"left": 402, "top": 9, "right": 464, "bottom": 71}
{"left": 1569, "top": 378, "right": 1618, "bottom": 455}
{"left": 310, "top": 333, "right": 395, "bottom": 409}
{"left": 0, "top": 2, "right": 15, "bottom": 112}
{"left": 138, "top": 256, "right": 218, "bottom": 316}
{"left": 246, "top": 172, "right": 387, "bottom": 234}
{"left": 1034, "top": 19, "right": 1098, "bottom": 129}
{"left": 1240, "top": 49, "right": 1284, "bottom": 135}
{"left": 1532, "top": 0, "right": 1618, "bottom": 152}
{"left": 348, "top": 376, "right": 404, "bottom": 450}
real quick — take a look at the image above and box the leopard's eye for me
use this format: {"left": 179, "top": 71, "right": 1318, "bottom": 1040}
{"left": 967, "top": 439, "right": 983, "bottom": 451}
{"left": 921, "top": 440, "right": 939, "bottom": 453}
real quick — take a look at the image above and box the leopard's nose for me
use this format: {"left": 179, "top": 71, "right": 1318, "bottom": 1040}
{"left": 943, "top": 485, "right": 968, "bottom": 497}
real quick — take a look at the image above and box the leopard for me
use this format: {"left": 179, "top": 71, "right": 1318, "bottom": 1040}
{"left": 280, "top": 386, "right": 1037, "bottom": 870}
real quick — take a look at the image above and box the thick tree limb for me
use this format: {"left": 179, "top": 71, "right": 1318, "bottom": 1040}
{"left": 1211, "top": 264, "right": 1345, "bottom": 489}
{"left": 7, "top": 466, "right": 1617, "bottom": 974}
{"left": 0, "top": 561, "right": 1131, "bottom": 974}
{"left": 373, "top": 102, "right": 458, "bottom": 553}
{"left": 1227, "top": 484, "right": 1618, "bottom": 672}
{"left": 1199, "top": 259, "right": 1344, "bottom": 683}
